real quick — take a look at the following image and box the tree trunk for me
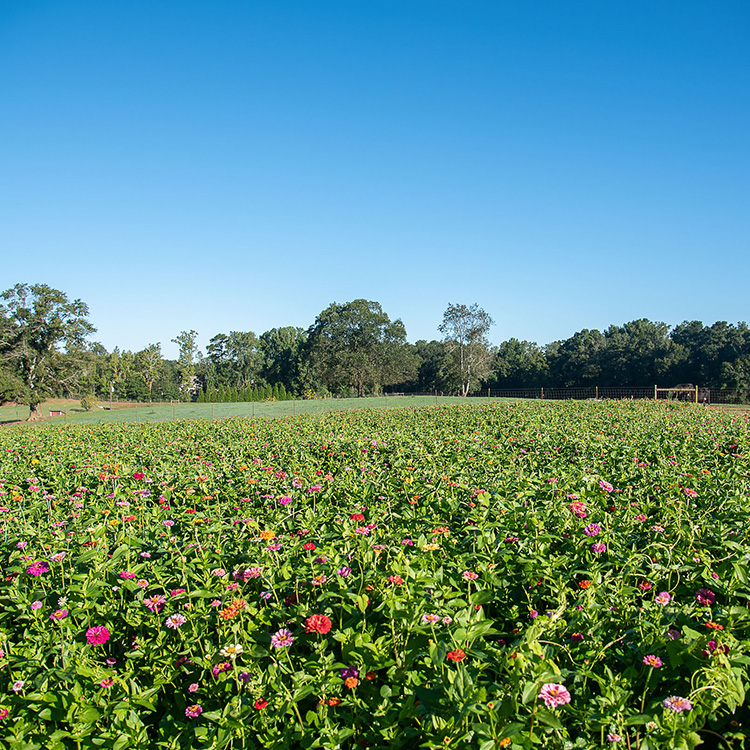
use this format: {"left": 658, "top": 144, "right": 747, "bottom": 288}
{"left": 27, "top": 403, "right": 43, "bottom": 421}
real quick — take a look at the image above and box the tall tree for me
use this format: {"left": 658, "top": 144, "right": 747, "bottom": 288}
{"left": 438, "top": 303, "right": 494, "bottom": 396}
{"left": 260, "top": 326, "right": 306, "bottom": 394}
{"left": 307, "top": 299, "right": 415, "bottom": 397}
{"left": 171, "top": 330, "right": 200, "bottom": 401}
{"left": 135, "top": 343, "right": 164, "bottom": 400}
{"left": 0, "top": 283, "right": 95, "bottom": 419}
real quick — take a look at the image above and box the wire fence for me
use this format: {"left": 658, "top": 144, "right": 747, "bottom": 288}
{"left": 385, "top": 387, "right": 748, "bottom": 405}
{"left": 455, "top": 387, "right": 748, "bottom": 405}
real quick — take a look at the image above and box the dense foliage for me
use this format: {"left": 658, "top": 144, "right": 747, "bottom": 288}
{"left": 2, "top": 283, "right": 749, "bottom": 405}
{"left": 0, "top": 400, "right": 748, "bottom": 749}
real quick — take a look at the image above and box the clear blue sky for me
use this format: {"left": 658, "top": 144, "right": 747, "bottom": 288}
{"left": 2, "top": 1, "right": 748, "bottom": 359}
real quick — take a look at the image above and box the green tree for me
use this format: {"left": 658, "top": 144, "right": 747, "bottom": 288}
{"left": 547, "top": 329, "right": 606, "bottom": 387}
{"left": 490, "top": 338, "right": 549, "bottom": 389}
{"left": 307, "top": 300, "right": 416, "bottom": 397}
{"left": 438, "top": 303, "right": 495, "bottom": 396}
{"left": 171, "top": 330, "right": 200, "bottom": 401}
{"left": 260, "top": 326, "right": 307, "bottom": 394}
{"left": 135, "top": 343, "right": 164, "bottom": 401}
{"left": 0, "top": 283, "right": 95, "bottom": 419}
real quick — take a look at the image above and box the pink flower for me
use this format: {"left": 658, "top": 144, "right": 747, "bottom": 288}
{"left": 49, "top": 609, "right": 68, "bottom": 621}
{"left": 662, "top": 696, "right": 692, "bottom": 712}
{"left": 30, "top": 601, "right": 42, "bottom": 610}
{"left": 583, "top": 524, "right": 601, "bottom": 536}
{"left": 270, "top": 628, "right": 294, "bottom": 648}
{"left": 166, "top": 614, "right": 187, "bottom": 629}
{"left": 599, "top": 480, "right": 614, "bottom": 493}
{"left": 538, "top": 683, "right": 571, "bottom": 709}
{"left": 591, "top": 542, "right": 606, "bottom": 554}
{"left": 654, "top": 591, "right": 671, "bottom": 605}
{"left": 462, "top": 571, "right": 479, "bottom": 580}
{"left": 185, "top": 704, "right": 203, "bottom": 718}
{"left": 643, "top": 654, "right": 662, "bottom": 667}
{"left": 86, "top": 626, "right": 111, "bottom": 645}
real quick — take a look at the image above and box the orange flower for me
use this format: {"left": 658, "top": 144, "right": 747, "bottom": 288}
{"left": 259, "top": 530, "right": 275, "bottom": 540}
{"left": 327, "top": 697, "right": 341, "bottom": 706}
{"left": 446, "top": 649, "right": 466, "bottom": 662}
{"left": 578, "top": 580, "right": 592, "bottom": 589}
{"left": 344, "top": 677, "right": 359, "bottom": 689}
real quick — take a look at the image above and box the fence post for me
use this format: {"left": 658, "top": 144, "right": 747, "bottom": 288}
{"left": 654, "top": 385, "right": 657, "bottom": 400}
{"left": 595, "top": 386, "right": 598, "bottom": 400}
{"left": 695, "top": 385, "right": 699, "bottom": 404}
{"left": 541, "top": 387, "right": 544, "bottom": 399}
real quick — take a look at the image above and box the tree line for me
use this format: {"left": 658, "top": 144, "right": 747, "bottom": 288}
{"left": 1, "top": 283, "right": 748, "bottom": 419}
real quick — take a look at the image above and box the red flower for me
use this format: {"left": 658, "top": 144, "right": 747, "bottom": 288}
{"left": 253, "top": 699, "right": 268, "bottom": 710}
{"left": 302, "top": 542, "right": 316, "bottom": 551}
{"left": 305, "top": 614, "right": 332, "bottom": 635}
{"left": 350, "top": 513, "right": 365, "bottom": 521}
{"left": 447, "top": 649, "right": 466, "bottom": 662}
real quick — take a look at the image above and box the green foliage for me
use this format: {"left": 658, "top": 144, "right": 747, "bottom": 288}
{"left": 308, "top": 299, "right": 416, "bottom": 397}
{"left": 80, "top": 393, "right": 99, "bottom": 411}
{"left": 0, "top": 401, "right": 748, "bottom": 747}
{"left": 0, "top": 283, "right": 96, "bottom": 418}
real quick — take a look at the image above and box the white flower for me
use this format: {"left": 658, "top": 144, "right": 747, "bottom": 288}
{"left": 220, "top": 643, "right": 244, "bottom": 659}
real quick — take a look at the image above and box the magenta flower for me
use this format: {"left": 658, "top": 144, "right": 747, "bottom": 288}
{"left": 185, "top": 704, "right": 203, "bottom": 718}
{"left": 591, "top": 542, "right": 606, "bottom": 554}
{"left": 583, "top": 524, "right": 601, "bottom": 536}
{"left": 643, "top": 654, "right": 662, "bottom": 668}
{"left": 25, "top": 561, "right": 50, "bottom": 577}
{"left": 49, "top": 609, "right": 68, "bottom": 621}
{"left": 538, "top": 683, "right": 571, "bottom": 709}
{"left": 695, "top": 588, "right": 715, "bottom": 606}
{"left": 86, "top": 626, "right": 111, "bottom": 645}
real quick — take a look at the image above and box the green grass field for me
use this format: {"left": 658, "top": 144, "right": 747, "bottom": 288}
{"left": 0, "top": 395, "right": 513, "bottom": 426}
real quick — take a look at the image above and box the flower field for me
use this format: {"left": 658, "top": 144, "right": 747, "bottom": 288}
{"left": 0, "top": 400, "right": 748, "bottom": 749}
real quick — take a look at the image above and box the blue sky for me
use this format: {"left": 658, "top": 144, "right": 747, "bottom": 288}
{"left": 1, "top": 1, "right": 748, "bottom": 359}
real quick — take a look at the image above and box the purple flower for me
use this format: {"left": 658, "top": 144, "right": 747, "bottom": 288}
{"left": 695, "top": 588, "right": 715, "bottom": 606}
{"left": 336, "top": 566, "right": 352, "bottom": 578}
{"left": 340, "top": 666, "right": 359, "bottom": 679}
